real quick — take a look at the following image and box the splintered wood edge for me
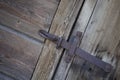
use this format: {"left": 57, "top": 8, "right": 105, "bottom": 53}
{"left": 31, "top": 0, "right": 84, "bottom": 80}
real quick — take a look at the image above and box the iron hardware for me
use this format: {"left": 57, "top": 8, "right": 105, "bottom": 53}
{"left": 38, "top": 30, "right": 113, "bottom": 74}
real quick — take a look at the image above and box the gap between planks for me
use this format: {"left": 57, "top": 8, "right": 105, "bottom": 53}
{"left": 31, "top": 0, "right": 85, "bottom": 80}
{"left": 53, "top": 0, "right": 98, "bottom": 80}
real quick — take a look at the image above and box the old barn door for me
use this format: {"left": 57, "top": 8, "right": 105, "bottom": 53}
{"left": 0, "top": 0, "right": 60, "bottom": 80}
{"left": 0, "top": 0, "right": 120, "bottom": 80}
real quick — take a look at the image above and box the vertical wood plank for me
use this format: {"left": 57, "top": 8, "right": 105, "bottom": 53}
{"left": 31, "top": 0, "right": 84, "bottom": 80}
{"left": 53, "top": 0, "right": 97, "bottom": 80}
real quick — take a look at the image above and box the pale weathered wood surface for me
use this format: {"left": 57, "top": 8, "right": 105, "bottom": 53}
{"left": 78, "top": 0, "right": 120, "bottom": 79}
{"left": 0, "top": 0, "right": 59, "bottom": 41}
{"left": 60, "top": 0, "right": 120, "bottom": 80}
{"left": 0, "top": 25, "right": 43, "bottom": 80}
{"left": 31, "top": 0, "right": 84, "bottom": 80}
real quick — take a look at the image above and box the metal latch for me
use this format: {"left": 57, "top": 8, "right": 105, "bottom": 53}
{"left": 38, "top": 30, "right": 113, "bottom": 76}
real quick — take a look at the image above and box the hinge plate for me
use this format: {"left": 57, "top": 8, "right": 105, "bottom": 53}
{"left": 39, "top": 30, "right": 113, "bottom": 78}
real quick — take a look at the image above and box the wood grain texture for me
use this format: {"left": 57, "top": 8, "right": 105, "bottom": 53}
{"left": 0, "top": 25, "right": 43, "bottom": 80}
{"left": 0, "top": 0, "right": 59, "bottom": 41}
{"left": 53, "top": 0, "right": 97, "bottom": 80}
{"left": 31, "top": 0, "right": 84, "bottom": 80}
{"left": 65, "top": 0, "right": 120, "bottom": 80}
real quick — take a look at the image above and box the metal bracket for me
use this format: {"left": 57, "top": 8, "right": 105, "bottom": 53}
{"left": 65, "top": 31, "right": 82, "bottom": 63}
{"left": 38, "top": 30, "right": 113, "bottom": 75}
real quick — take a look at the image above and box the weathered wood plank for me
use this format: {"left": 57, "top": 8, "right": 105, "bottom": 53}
{"left": 0, "top": 0, "right": 59, "bottom": 41}
{"left": 31, "top": 0, "right": 84, "bottom": 80}
{"left": 0, "top": 25, "right": 43, "bottom": 80}
{"left": 66, "top": 0, "right": 120, "bottom": 80}
{"left": 53, "top": 0, "right": 97, "bottom": 80}
{"left": 66, "top": 0, "right": 99, "bottom": 80}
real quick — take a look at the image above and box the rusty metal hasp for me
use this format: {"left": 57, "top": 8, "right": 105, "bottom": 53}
{"left": 38, "top": 30, "right": 113, "bottom": 73}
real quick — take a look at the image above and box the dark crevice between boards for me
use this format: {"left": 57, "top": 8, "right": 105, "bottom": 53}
{"left": 30, "top": 1, "right": 61, "bottom": 80}
{"left": 73, "top": 0, "right": 109, "bottom": 79}
{"left": 80, "top": 0, "right": 98, "bottom": 40}
{"left": 50, "top": 0, "right": 86, "bottom": 80}
{"left": 47, "top": 0, "right": 62, "bottom": 35}
{"left": 64, "top": 0, "right": 99, "bottom": 79}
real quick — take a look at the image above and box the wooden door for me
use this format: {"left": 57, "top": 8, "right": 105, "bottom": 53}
{"left": 0, "top": 0, "right": 120, "bottom": 80}
{"left": 0, "top": 0, "right": 60, "bottom": 80}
